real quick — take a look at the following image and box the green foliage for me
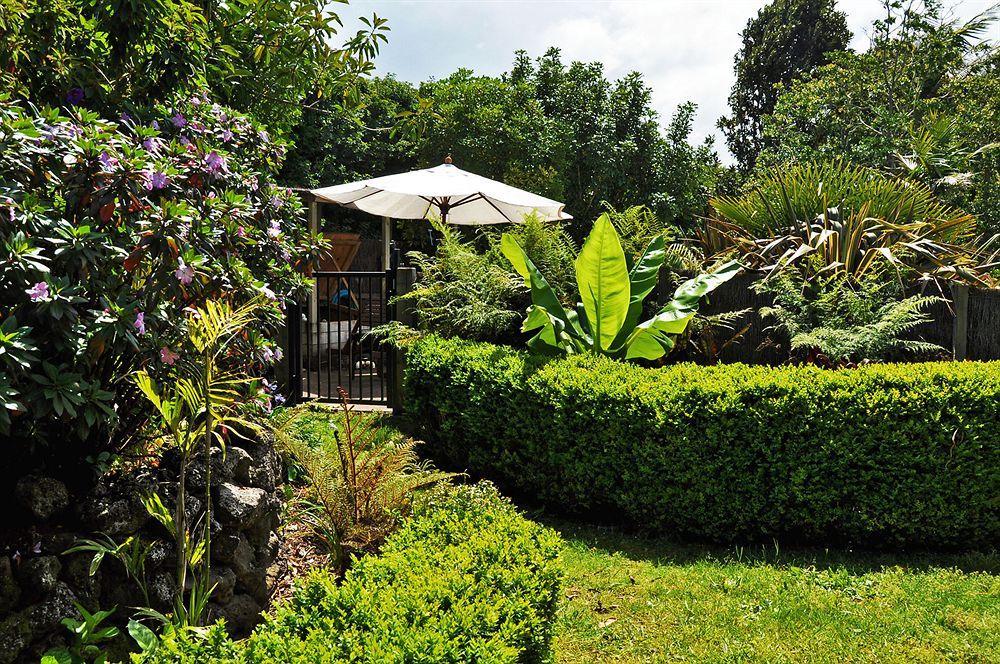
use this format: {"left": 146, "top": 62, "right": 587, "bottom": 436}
{"left": 708, "top": 161, "right": 995, "bottom": 285}
{"left": 273, "top": 398, "right": 454, "bottom": 569}
{"left": 284, "top": 48, "right": 724, "bottom": 233}
{"left": 279, "top": 76, "right": 421, "bottom": 189}
{"left": 0, "top": 0, "right": 388, "bottom": 136}
{"left": 133, "top": 297, "right": 268, "bottom": 629}
{"left": 759, "top": 2, "right": 1000, "bottom": 231}
{"left": 398, "top": 215, "right": 577, "bottom": 343}
{"left": 502, "top": 214, "right": 740, "bottom": 359}
{"left": 719, "top": 0, "right": 850, "bottom": 172}
{"left": 0, "top": 97, "right": 305, "bottom": 474}
{"left": 137, "top": 483, "right": 563, "bottom": 663}
{"left": 404, "top": 335, "right": 1000, "bottom": 548}
{"left": 756, "top": 270, "right": 945, "bottom": 364}
{"left": 43, "top": 603, "right": 120, "bottom": 664}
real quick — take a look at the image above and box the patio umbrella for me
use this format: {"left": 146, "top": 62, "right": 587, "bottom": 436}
{"left": 310, "top": 157, "right": 572, "bottom": 225}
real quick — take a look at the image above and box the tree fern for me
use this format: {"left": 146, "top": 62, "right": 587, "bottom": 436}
{"left": 757, "top": 271, "right": 945, "bottom": 365}
{"left": 273, "top": 393, "right": 454, "bottom": 569}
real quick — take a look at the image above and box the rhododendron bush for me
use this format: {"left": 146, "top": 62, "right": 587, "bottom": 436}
{"left": 0, "top": 94, "right": 320, "bottom": 476}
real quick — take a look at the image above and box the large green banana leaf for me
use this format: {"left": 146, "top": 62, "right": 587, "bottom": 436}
{"left": 624, "top": 260, "right": 742, "bottom": 360}
{"left": 575, "top": 213, "right": 630, "bottom": 352}
{"left": 610, "top": 234, "right": 666, "bottom": 352}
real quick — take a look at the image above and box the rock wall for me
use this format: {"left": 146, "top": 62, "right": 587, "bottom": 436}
{"left": 0, "top": 438, "right": 283, "bottom": 663}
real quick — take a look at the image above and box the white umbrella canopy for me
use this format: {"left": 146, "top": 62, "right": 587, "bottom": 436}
{"left": 310, "top": 160, "right": 572, "bottom": 225}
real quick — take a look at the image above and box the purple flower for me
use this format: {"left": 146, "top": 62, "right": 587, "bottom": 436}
{"left": 204, "top": 151, "right": 226, "bottom": 174}
{"left": 260, "top": 284, "right": 276, "bottom": 300}
{"left": 222, "top": 128, "right": 233, "bottom": 143}
{"left": 142, "top": 137, "right": 159, "bottom": 152}
{"left": 66, "top": 88, "right": 85, "bottom": 106}
{"left": 179, "top": 136, "right": 191, "bottom": 146}
{"left": 171, "top": 112, "right": 187, "bottom": 128}
{"left": 274, "top": 394, "right": 286, "bottom": 406}
{"left": 267, "top": 219, "right": 281, "bottom": 238}
{"left": 236, "top": 225, "right": 246, "bottom": 238}
{"left": 261, "top": 347, "right": 275, "bottom": 363}
{"left": 98, "top": 152, "right": 118, "bottom": 171}
{"left": 269, "top": 195, "right": 283, "bottom": 209}
{"left": 26, "top": 282, "right": 49, "bottom": 302}
{"left": 133, "top": 312, "right": 146, "bottom": 335}
{"left": 151, "top": 120, "right": 160, "bottom": 131}
{"left": 144, "top": 170, "right": 168, "bottom": 190}
{"left": 190, "top": 95, "right": 202, "bottom": 106}
{"left": 174, "top": 260, "right": 195, "bottom": 285}
{"left": 119, "top": 112, "right": 132, "bottom": 123}
{"left": 160, "top": 347, "right": 180, "bottom": 365}
{"left": 273, "top": 346, "right": 283, "bottom": 362}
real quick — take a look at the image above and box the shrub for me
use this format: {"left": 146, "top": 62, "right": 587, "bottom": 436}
{"left": 138, "top": 483, "right": 563, "bottom": 663}
{"left": 0, "top": 96, "right": 315, "bottom": 480}
{"left": 404, "top": 335, "right": 1000, "bottom": 549}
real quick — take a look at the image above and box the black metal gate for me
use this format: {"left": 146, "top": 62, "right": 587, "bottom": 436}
{"left": 286, "top": 266, "right": 396, "bottom": 406}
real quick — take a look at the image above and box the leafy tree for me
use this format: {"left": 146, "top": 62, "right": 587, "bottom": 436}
{"left": 280, "top": 76, "right": 421, "bottom": 188}
{"left": 718, "top": 0, "right": 850, "bottom": 173}
{"left": 418, "top": 68, "right": 565, "bottom": 200}
{"left": 0, "top": 0, "right": 388, "bottom": 136}
{"left": 759, "top": 1, "right": 1000, "bottom": 231}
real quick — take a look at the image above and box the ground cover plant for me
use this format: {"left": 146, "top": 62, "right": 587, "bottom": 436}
{"left": 404, "top": 335, "right": 999, "bottom": 548}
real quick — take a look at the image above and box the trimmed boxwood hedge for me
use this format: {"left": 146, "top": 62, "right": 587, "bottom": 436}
{"left": 404, "top": 335, "right": 1000, "bottom": 549}
{"left": 145, "top": 483, "right": 562, "bottom": 663}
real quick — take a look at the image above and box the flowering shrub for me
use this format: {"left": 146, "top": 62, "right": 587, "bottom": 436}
{"left": 0, "top": 93, "right": 319, "bottom": 473}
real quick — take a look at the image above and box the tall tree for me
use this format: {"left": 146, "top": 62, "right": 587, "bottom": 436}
{"left": 718, "top": 0, "right": 850, "bottom": 172}
{"left": 759, "top": 2, "right": 1000, "bottom": 232}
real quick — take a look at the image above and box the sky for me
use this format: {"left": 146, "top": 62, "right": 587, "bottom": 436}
{"left": 332, "top": 0, "right": 999, "bottom": 161}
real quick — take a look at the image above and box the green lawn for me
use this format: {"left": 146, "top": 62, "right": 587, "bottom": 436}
{"left": 550, "top": 520, "right": 1000, "bottom": 663}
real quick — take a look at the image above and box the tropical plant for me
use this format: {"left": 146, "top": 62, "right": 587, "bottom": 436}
{"left": 756, "top": 270, "right": 945, "bottom": 365}
{"left": 64, "top": 534, "right": 154, "bottom": 607}
{"left": 707, "top": 161, "right": 998, "bottom": 286}
{"left": 398, "top": 218, "right": 524, "bottom": 341}
{"left": 758, "top": 2, "right": 1000, "bottom": 230}
{"left": 42, "top": 603, "right": 119, "bottom": 664}
{"left": 502, "top": 213, "right": 741, "bottom": 360}
{"left": 274, "top": 394, "right": 454, "bottom": 570}
{"left": 132, "top": 297, "right": 267, "bottom": 628}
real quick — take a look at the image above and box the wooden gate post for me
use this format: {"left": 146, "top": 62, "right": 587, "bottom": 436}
{"left": 391, "top": 266, "right": 417, "bottom": 413}
{"left": 952, "top": 283, "right": 969, "bottom": 361}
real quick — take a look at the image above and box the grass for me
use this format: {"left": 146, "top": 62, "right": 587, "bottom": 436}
{"left": 549, "top": 520, "right": 1000, "bottom": 663}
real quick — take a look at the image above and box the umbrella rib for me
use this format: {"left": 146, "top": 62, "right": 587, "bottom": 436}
{"left": 343, "top": 188, "right": 383, "bottom": 205}
{"left": 480, "top": 196, "right": 516, "bottom": 223}
{"left": 449, "top": 193, "right": 483, "bottom": 208}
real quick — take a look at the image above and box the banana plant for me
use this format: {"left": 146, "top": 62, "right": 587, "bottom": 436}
{"left": 502, "top": 213, "right": 741, "bottom": 360}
